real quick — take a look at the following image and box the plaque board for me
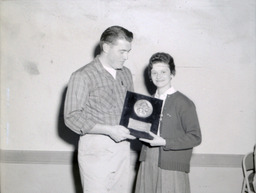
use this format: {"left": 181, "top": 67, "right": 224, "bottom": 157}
{"left": 120, "top": 91, "right": 163, "bottom": 139}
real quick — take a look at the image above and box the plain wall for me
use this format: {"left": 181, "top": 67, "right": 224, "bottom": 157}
{"left": 0, "top": 0, "right": 255, "bottom": 193}
{"left": 1, "top": 0, "right": 255, "bottom": 153}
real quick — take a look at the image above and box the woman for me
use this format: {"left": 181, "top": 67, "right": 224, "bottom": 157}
{"left": 135, "top": 52, "right": 202, "bottom": 193}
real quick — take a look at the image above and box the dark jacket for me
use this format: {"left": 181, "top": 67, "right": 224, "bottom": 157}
{"left": 139, "top": 91, "right": 202, "bottom": 173}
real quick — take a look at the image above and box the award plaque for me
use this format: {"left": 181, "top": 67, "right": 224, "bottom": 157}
{"left": 120, "top": 91, "right": 163, "bottom": 139}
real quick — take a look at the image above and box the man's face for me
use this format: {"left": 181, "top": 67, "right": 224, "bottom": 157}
{"left": 105, "top": 39, "right": 132, "bottom": 69}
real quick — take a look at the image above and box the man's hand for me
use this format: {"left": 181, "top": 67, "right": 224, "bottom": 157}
{"left": 139, "top": 131, "right": 166, "bottom": 146}
{"left": 108, "top": 125, "right": 136, "bottom": 142}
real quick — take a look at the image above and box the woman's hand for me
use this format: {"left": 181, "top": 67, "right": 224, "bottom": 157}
{"left": 139, "top": 131, "right": 166, "bottom": 146}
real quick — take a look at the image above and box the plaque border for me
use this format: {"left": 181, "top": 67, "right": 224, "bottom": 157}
{"left": 119, "top": 91, "right": 163, "bottom": 139}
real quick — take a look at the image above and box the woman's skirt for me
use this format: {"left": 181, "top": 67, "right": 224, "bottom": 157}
{"left": 135, "top": 147, "right": 190, "bottom": 193}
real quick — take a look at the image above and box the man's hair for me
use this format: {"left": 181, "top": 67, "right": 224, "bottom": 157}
{"left": 100, "top": 26, "right": 133, "bottom": 49}
{"left": 148, "top": 52, "right": 176, "bottom": 79}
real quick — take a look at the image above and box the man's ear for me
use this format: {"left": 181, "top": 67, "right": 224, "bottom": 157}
{"left": 102, "top": 43, "right": 110, "bottom": 53}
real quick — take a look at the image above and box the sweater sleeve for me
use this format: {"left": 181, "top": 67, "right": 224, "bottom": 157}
{"left": 163, "top": 100, "right": 202, "bottom": 150}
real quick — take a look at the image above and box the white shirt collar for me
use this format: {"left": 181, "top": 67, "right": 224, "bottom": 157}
{"left": 102, "top": 64, "right": 117, "bottom": 79}
{"left": 155, "top": 87, "right": 177, "bottom": 100}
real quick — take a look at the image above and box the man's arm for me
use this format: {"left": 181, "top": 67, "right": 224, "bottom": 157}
{"left": 64, "top": 71, "right": 135, "bottom": 142}
{"left": 90, "top": 124, "right": 135, "bottom": 142}
{"left": 64, "top": 71, "right": 94, "bottom": 135}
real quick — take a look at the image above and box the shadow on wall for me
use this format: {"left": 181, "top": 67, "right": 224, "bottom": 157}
{"left": 58, "top": 86, "right": 79, "bottom": 149}
{"left": 57, "top": 43, "right": 101, "bottom": 149}
{"left": 58, "top": 86, "right": 83, "bottom": 193}
{"left": 56, "top": 43, "right": 102, "bottom": 193}
{"left": 143, "top": 66, "right": 157, "bottom": 96}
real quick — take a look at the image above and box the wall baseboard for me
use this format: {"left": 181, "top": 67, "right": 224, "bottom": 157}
{"left": 0, "top": 149, "right": 244, "bottom": 168}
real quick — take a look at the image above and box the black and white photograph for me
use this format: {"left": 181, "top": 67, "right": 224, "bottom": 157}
{"left": 0, "top": 1, "right": 255, "bottom": 193}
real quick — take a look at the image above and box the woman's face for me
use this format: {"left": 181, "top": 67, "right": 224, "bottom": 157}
{"left": 151, "top": 62, "right": 172, "bottom": 91}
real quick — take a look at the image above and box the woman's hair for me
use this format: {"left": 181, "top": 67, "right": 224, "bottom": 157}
{"left": 148, "top": 52, "right": 176, "bottom": 79}
{"left": 100, "top": 26, "right": 133, "bottom": 49}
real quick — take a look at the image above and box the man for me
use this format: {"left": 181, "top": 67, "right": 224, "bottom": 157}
{"left": 64, "top": 26, "right": 135, "bottom": 193}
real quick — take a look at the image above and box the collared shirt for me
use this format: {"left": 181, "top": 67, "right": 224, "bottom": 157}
{"left": 102, "top": 64, "right": 117, "bottom": 79}
{"left": 154, "top": 87, "right": 177, "bottom": 100}
{"left": 64, "top": 56, "right": 134, "bottom": 135}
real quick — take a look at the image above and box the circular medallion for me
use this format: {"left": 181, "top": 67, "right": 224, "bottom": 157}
{"left": 134, "top": 99, "right": 153, "bottom": 118}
